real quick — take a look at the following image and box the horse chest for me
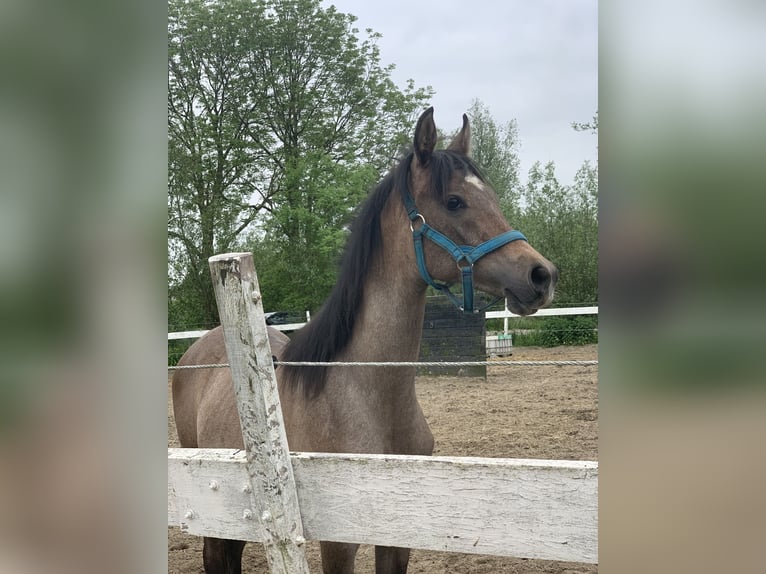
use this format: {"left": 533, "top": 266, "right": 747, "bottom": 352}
{"left": 281, "top": 379, "right": 433, "bottom": 456}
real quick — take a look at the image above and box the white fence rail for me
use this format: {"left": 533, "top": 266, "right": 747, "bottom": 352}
{"left": 167, "top": 322, "right": 305, "bottom": 340}
{"left": 169, "top": 449, "right": 598, "bottom": 563}
{"left": 167, "top": 253, "right": 598, "bottom": 571}
{"left": 168, "top": 306, "right": 598, "bottom": 341}
{"left": 485, "top": 305, "right": 598, "bottom": 320}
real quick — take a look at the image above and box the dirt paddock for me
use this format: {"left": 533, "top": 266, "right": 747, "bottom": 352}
{"left": 168, "top": 344, "right": 598, "bottom": 573}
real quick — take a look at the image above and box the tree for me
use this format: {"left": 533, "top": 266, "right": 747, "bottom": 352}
{"left": 465, "top": 99, "right": 523, "bottom": 220}
{"left": 168, "top": 0, "right": 271, "bottom": 326}
{"left": 519, "top": 154, "right": 598, "bottom": 305}
{"left": 248, "top": 158, "right": 379, "bottom": 312}
{"left": 567, "top": 110, "right": 599, "bottom": 304}
{"left": 168, "top": 0, "right": 432, "bottom": 326}
{"left": 571, "top": 111, "right": 599, "bottom": 135}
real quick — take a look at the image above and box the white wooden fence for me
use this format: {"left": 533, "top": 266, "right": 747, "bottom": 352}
{"left": 167, "top": 253, "right": 598, "bottom": 572}
{"left": 168, "top": 307, "right": 598, "bottom": 340}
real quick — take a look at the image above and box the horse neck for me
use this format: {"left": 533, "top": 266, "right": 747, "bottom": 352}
{"left": 341, "top": 197, "right": 427, "bottom": 366}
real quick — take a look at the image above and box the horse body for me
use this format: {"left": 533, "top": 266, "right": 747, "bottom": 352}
{"left": 173, "top": 326, "right": 291, "bottom": 449}
{"left": 172, "top": 108, "right": 558, "bottom": 573}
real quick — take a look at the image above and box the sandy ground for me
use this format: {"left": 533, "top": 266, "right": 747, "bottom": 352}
{"left": 168, "top": 344, "right": 598, "bottom": 573}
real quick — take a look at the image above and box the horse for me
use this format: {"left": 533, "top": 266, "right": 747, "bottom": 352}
{"left": 172, "top": 107, "right": 558, "bottom": 574}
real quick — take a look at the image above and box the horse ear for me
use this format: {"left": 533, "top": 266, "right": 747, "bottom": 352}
{"left": 413, "top": 107, "right": 437, "bottom": 166}
{"left": 447, "top": 113, "right": 471, "bottom": 155}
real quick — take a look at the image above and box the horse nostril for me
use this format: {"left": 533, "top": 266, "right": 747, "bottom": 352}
{"left": 530, "top": 265, "right": 552, "bottom": 293}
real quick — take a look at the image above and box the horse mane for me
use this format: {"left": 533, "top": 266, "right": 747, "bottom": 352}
{"left": 281, "top": 148, "right": 487, "bottom": 398}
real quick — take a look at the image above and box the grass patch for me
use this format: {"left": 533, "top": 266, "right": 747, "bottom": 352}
{"left": 168, "top": 339, "right": 195, "bottom": 366}
{"left": 494, "top": 315, "right": 598, "bottom": 347}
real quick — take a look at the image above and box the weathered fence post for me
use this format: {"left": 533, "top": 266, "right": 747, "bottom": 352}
{"left": 208, "top": 253, "right": 310, "bottom": 574}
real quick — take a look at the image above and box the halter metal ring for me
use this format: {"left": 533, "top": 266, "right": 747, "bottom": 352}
{"left": 409, "top": 213, "right": 426, "bottom": 232}
{"left": 456, "top": 256, "right": 473, "bottom": 271}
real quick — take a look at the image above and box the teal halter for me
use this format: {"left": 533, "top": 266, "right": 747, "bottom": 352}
{"left": 402, "top": 185, "right": 528, "bottom": 314}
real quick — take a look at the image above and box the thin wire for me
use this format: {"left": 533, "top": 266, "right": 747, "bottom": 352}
{"left": 168, "top": 363, "right": 229, "bottom": 371}
{"left": 168, "top": 359, "right": 598, "bottom": 371}
{"left": 275, "top": 360, "right": 598, "bottom": 367}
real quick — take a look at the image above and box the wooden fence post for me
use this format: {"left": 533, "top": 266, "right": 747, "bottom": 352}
{"left": 208, "top": 253, "right": 310, "bottom": 574}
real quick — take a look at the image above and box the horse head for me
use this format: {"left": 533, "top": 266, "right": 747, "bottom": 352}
{"left": 404, "top": 107, "right": 558, "bottom": 315}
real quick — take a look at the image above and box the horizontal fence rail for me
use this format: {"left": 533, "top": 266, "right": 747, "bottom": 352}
{"left": 168, "top": 448, "right": 598, "bottom": 564}
{"left": 168, "top": 322, "right": 305, "bottom": 340}
{"left": 168, "top": 306, "right": 599, "bottom": 341}
{"left": 485, "top": 305, "right": 598, "bottom": 320}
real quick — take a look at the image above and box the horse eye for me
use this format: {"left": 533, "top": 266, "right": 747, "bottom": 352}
{"left": 446, "top": 195, "right": 464, "bottom": 211}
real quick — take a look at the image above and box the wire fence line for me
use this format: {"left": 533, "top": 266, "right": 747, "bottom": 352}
{"left": 168, "top": 359, "right": 598, "bottom": 371}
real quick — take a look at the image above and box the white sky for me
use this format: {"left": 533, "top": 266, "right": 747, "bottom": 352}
{"left": 322, "top": 0, "right": 598, "bottom": 184}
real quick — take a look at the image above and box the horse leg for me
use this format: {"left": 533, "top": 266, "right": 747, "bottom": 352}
{"left": 375, "top": 545, "right": 410, "bottom": 574}
{"left": 320, "top": 541, "right": 359, "bottom": 573}
{"left": 202, "top": 537, "right": 246, "bottom": 574}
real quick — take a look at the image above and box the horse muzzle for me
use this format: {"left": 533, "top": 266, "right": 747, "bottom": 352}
{"left": 502, "top": 260, "right": 558, "bottom": 316}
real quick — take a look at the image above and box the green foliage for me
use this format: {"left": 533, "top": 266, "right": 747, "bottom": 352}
{"left": 537, "top": 316, "right": 598, "bottom": 346}
{"left": 168, "top": 339, "right": 194, "bottom": 367}
{"left": 518, "top": 159, "right": 598, "bottom": 307}
{"left": 168, "top": 0, "right": 264, "bottom": 325}
{"left": 511, "top": 316, "right": 598, "bottom": 347}
{"left": 571, "top": 111, "right": 599, "bottom": 135}
{"left": 248, "top": 156, "right": 378, "bottom": 312}
{"left": 486, "top": 316, "right": 541, "bottom": 333}
{"left": 167, "top": 0, "right": 433, "bottom": 327}
{"left": 465, "top": 99, "right": 523, "bottom": 220}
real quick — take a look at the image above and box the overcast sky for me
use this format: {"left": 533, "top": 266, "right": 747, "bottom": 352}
{"left": 321, "top": 0, "right": 598, "bottom": 184}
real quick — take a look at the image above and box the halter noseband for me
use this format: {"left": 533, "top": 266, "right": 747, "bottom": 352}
{"left": 402, "top": 181, "right": 528, "bottom": 314}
